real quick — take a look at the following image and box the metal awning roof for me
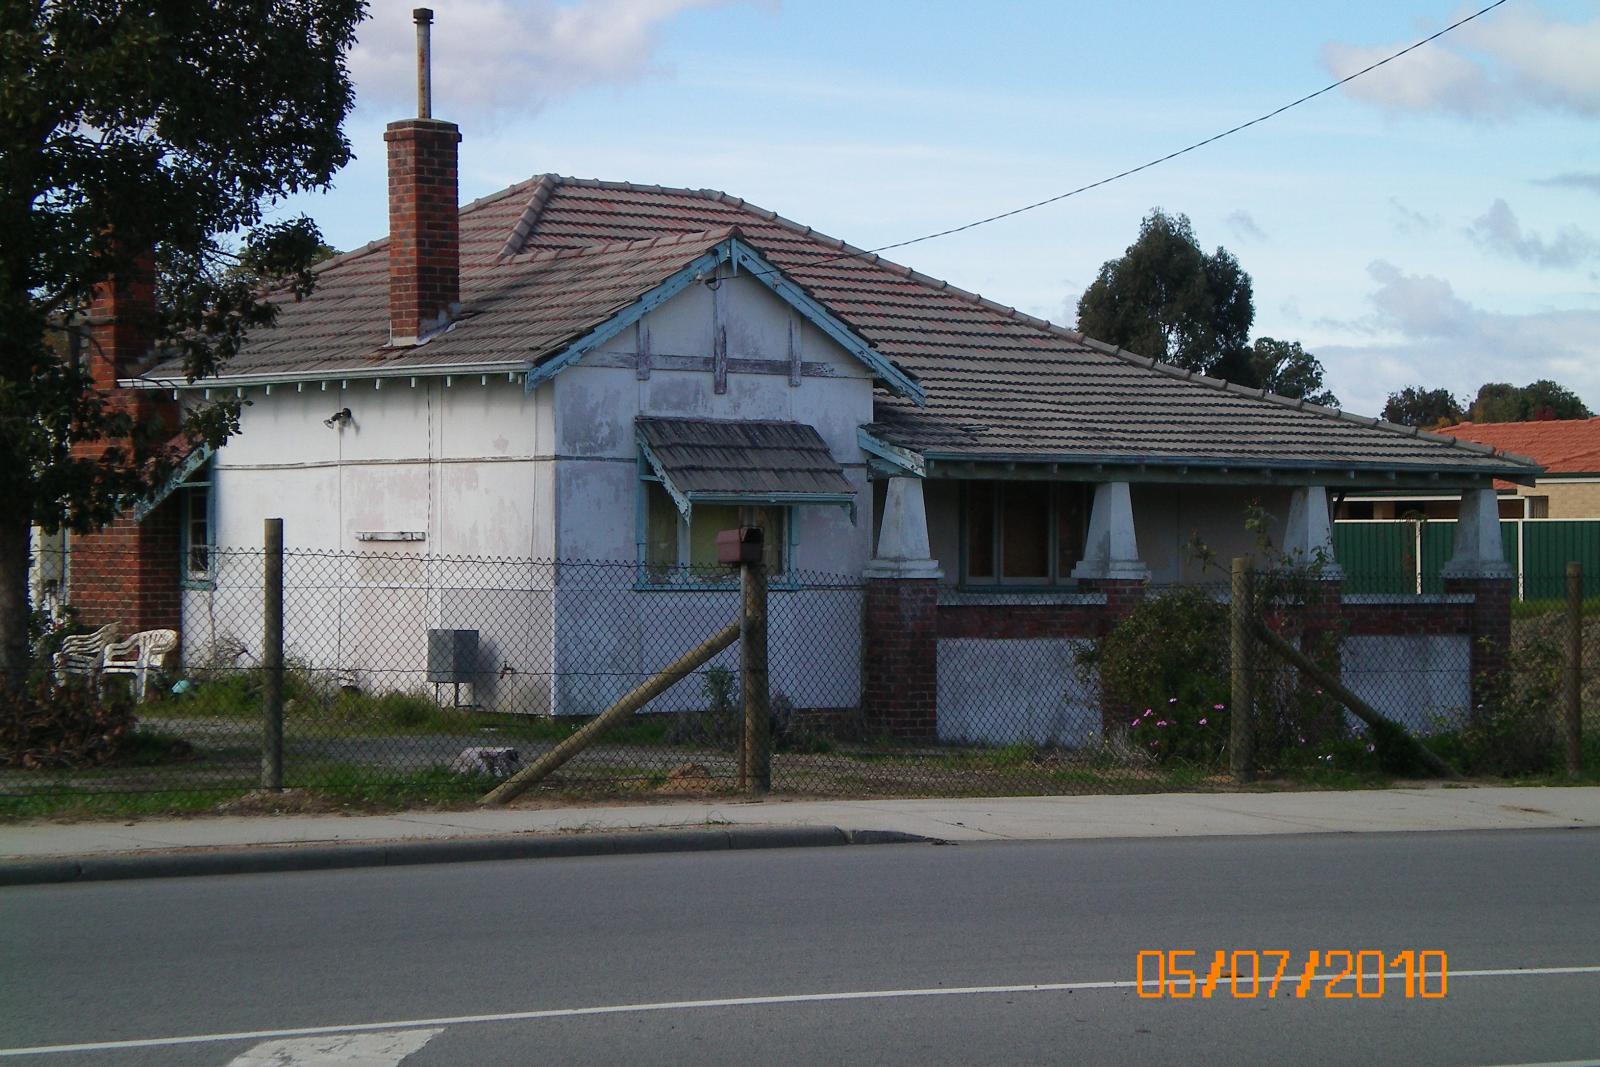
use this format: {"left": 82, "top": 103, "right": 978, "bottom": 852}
{"left": 636, "top": 417, "right": 855, "bottom": 519}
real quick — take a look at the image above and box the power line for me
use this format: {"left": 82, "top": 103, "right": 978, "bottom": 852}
{"left": 793, "top": 0, "right": 1511, "bottom": 270}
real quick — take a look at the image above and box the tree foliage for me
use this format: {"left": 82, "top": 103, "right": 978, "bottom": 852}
{"left": 1075, "top": 208, "right": 1335, "bottom": 405}
{"left": 1382, "top": 386, "right": 1464, "bottom": 428}
{"left": 1247, "top": 337, "right": 1339, "bottom": 407}
{"left": 1469, "top": 380, "right": 1591, "bottom": 423}
{"left": 0, "top": 0, "right": 364, "bottom": 675}
{"left": 1076, "top": 209, "right": 1254, "bottom": 377}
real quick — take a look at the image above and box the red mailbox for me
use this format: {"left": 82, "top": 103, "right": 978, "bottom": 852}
{"left": 716, "top": 526, "right": 764, "bottom": 566}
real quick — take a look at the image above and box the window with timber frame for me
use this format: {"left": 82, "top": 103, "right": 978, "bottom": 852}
{"left": 962, "top": 480, "right": 1089, "bottom": 585}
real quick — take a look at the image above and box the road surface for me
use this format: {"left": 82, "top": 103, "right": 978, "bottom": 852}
{"left": 3, "top": 828, "right": 1598, "bottom": 1065}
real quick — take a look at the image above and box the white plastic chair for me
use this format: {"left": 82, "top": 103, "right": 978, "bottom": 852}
{"left": 51, "top": 623, "right": 120, "bottom": 685}
{"left": 100, "top": 629, "right": 179, "bottom": 702}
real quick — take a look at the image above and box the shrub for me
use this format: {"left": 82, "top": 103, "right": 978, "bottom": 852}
{"left": 1429, "top": 634, "right": 1562, "bottom": 777}
{"left": 1079, "top": 588, "right": 1231, "bottom": 766}
{"left": 0, "top": 680, "right": 136, "bottom": 770}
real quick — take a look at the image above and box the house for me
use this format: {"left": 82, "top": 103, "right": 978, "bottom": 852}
{"left": 65, "top": 23, "right": 1541, "bottom": 743}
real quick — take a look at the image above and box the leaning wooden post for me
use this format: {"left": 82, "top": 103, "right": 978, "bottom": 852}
{"left": 262, "top": 518, "right": 285, "bottom": 792}
{"left": 1565, "top": 562, "right": 1584, "bottom": 778}
{"left": 741, "top": 556, "right": 771, "bottom": 794}
{"left": 482, "top": 620, "right": 741, "bottom": 806}
{"left": 1230, "top": 557, "right": 1255, "bottom": 784}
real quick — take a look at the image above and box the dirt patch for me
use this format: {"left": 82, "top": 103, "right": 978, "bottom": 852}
{"left": 654, "top": 763, "right": 735, "bottom": 797}
{"left": 211, "top": 789, "right": 360, "bottom": 816}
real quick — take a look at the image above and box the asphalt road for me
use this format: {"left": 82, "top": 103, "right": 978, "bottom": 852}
{"left": 3, "top": 828, "right": 1599, "bottom": 1066}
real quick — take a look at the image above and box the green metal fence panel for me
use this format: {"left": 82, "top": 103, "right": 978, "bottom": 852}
{"left": 1521, "top": 521, "right": 1600, "bottom": 600}
{"left": 1333, "top": 523, "right": 1415, "bottom": 593}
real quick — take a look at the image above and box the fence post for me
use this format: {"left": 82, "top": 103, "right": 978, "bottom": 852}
{"left": 1230, "top": 557, "right": 1255, "bottom": 783}
{"left": 262, "top": 518, "right": 284, "bottom": 792}
{"left": 1565, "top": 561, "right": 1584, "bottom": 778}
{"left": 741, "top": 556, "right": 771, "bottom": 794}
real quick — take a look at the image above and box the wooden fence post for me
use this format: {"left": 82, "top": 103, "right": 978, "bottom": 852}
{"left": 741, "top": 557, "right": 771, "bottom": 794}
{"left": 262, "top": 518, "right": 284, "bottom": 792}
{"left": 1230, "top": 557, "right": 1255, "bottom": 784}
{"left": 1565, "top": 562, "right": 1584, "bottom": 778}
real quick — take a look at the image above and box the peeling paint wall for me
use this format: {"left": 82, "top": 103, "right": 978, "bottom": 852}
{"left": 187, "top": 377, "right": 558, "bottom": 712}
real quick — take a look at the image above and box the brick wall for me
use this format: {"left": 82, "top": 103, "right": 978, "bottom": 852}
{"left": 66, "top": 499, "right": 183, "bottom": 634}
{"left": 385, "top": 118, "right": 461, "bottom": 344}
{"left": 862, "top": 579, "right": 939, "bottom": 738}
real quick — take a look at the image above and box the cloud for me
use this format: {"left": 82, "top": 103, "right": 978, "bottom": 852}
{"left": 1534, "top": 171, "right": 1600, "bottom": 196}
{"left": 1224, "top": 210, "right": 1265, "bottom": 242}
{"left": 1321, "top": 6, "right": 1600, "bottom": 120}
{"left": 349, "top": 0, "right": 749, "bottom": 122}
{"left": 1466, "top": 198, "right": 1600, "bottom": 269}
{"left": 1387, "top": 197, "right": 1439, "bottom": 236}
{"left": 1314, "top": 260, "right": 1600, "bottom": 416}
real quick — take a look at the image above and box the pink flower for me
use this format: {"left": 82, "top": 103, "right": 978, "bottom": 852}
{"left": 1131, "top": 718, "right": 1141, "bottom": 728}
{"left": 1168, "top": 697, "right": 1178, "bottom": 704}
{"left": 1213, "top": 704, "right": 1225, "bottom": 711}
{"left": 1142, "top": 709, "right": 1153, "bottom": 718}
{"left": 1198, "top": 718, "right": 1208, "bottom": 726}
{"left": 1156, "top": 720, "right": 1168, "bottom": 727}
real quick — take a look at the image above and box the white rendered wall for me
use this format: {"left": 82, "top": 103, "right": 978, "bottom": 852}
{"left": 937, "top": 638, "right": 1100, "bottom": 746}
{"left": 1341, "top": 635, "right": 1472, "bottom": 733}
{"left": 186, "top": 377, "right": 558, "bottom": 712}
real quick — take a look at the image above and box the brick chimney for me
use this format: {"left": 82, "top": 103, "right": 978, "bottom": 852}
{"left": 84, "top": 249, "right": 157, "bottom": 390}
{"left": 68, "top": 247, "right": 183, "bottom": 636}
{"left": 384, "top": 8, "right": 460, "bottom": 347}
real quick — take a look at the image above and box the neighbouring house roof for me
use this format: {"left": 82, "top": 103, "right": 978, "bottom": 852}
{"left": 1432, "top": 418, "right": 1600, "bottom": 476}
{"left": 137, "top": 174, "right": 1540, "bottom": 485}
{"left": 636, "top": 417, "right": 855, "bottom": 517}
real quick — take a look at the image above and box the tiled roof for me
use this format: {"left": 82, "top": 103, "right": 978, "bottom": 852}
{"left": 148, "top": 173, "right": 1538, "bottom": 479}
{"left": 1433, "top": 419, "right": 1600, "bottom": 476}
{"left": 636, "top": 417, "right": 854, "bottom": 500}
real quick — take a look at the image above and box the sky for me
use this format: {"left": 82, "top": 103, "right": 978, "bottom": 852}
{"left": 274, "top": 0, "right": 1600, "bottom": 419}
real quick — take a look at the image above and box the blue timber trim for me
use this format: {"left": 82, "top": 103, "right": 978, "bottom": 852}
{"left": 727, "top": 240, "right": 924, "bottom": 404}
{"left": 130, "top": 444, "right": 215, "bottom": 523}
{"left": 857, "top": 429, "right": 925, "bottom": 477}
{"left": 525, "top": 248, "right": 727, "bottom": 393}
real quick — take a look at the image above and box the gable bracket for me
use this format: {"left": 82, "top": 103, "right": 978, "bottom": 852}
{"left": 857, "top": 429, "right": 926, "bottom": 477}
{"left": 637, "top": 440, "right": 692, "bottom": 519}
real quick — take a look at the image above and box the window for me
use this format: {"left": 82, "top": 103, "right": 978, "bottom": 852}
{"left": 178, "top": 470, "right": 213, "bottom": 586}
{"left": 641, "top": 480, "right": 787, "bottom": 582}
{"left": 963, "top": 481, "right": 1088, "bottom": 585}
{"left": 1526, "top": 495, "right": 1550, "bottom": 519}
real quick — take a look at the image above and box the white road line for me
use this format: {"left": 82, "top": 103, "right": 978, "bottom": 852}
{"left": 4, "top": 966, "right": 1599, "bottom": 1058}
{"left": 225, "top": 1028, "right": 442, "bottom": 1067}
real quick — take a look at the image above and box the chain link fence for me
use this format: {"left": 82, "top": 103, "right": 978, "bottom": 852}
{"left": 5, "top": 547, "right": 1597, "bottom": 810}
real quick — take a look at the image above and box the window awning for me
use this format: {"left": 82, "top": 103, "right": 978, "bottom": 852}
{"left": 129, "top": 442, "right": 215, "bottom": 523}
{"left": 636, "top": 417, "right": 856, "bottom": 520}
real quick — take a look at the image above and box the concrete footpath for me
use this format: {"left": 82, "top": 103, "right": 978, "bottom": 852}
{"left": 3, "top": 785, "right": 1598, "bottom": 886}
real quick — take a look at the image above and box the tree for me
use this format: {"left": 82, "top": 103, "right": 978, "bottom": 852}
{"left": 1469, "top": 380, "right": 1591, "bottom": 423}
{"left": 1076, "top": 209, "right": 1254, "bottom": 377}
{"left": 1075, "top": 209, "right": 1337, "bottom": 405}
{"left": 1247, "top": 337, "right": 1339, "bottom": 407}
{"left": 0, "top": 2, "right": 364, "bottom": 680}
{"left": 1382, "top": 387, "right": 1464, "bottom": 428}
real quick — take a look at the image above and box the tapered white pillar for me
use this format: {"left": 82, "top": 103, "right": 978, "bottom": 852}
{"left": 865, "top": 476, "right": 942, "bottom": 579}
{"left": 1442, "top": 488, "right": 1513, "bottom": 579}
{"left": 1283, "top": 485, "right": 1344, "bottom": 578}
{"left": 1071, "top": 482, "right": 1149, "bottom": 581}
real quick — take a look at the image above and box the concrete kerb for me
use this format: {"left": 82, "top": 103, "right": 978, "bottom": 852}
{"left": 0, "top": 826, "right": 935, "bottom": 888}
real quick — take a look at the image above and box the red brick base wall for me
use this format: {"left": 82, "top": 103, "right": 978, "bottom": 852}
{"left": 66, "top": 497, "right": 182, "bottom": 636}
{"left": 862, "top": 578, "right": 939, "bottom": 739}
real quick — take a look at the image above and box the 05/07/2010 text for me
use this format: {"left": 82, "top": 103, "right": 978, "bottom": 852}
{"left": 1135, "top": 949, "right": 1447, "bottom": 999}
